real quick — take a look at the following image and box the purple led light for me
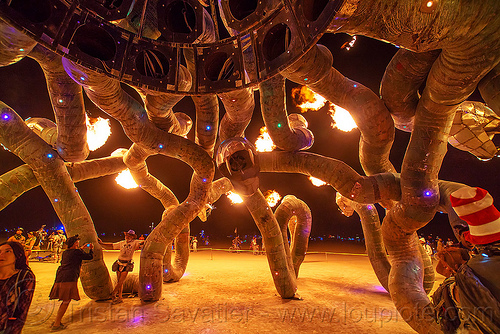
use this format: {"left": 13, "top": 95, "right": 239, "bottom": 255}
{"left": 367, "top": 205, "right": 373, "bottom": 210}
{"left": 146, "top": 285, "right": 151, "bottom": 290}
{"left": 423, "top": 190, "right": 432, "bottom": 197}
{"left": 2, "top": 113, "right": 9, "bottom": 120}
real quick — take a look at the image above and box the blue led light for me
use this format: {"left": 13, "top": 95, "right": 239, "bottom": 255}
{"left": 19, "top": 48, "right": 24, "bottom": 52}
{"left": 206, "top": 125, "right": 211, "bottom": 131}
{"left": 80, "top": 76, "right": 85, "bottom": 81}
{"left": 423, "top": 190, "right": 433, "bottom": 197}
{"left": 353, "top": 84, "right": 358, "bottom": 88}
{"left": 146, "top": 285, "right": 151, "bottom": 290}
{"left": 482, "top": 253, "right": 489, "bottom": 257}
{"left": 164, "top": 269, "right": 168, "bottom": 273}
{"left": 202, "top": 178, "right": 207, "bottom": 183}
{"left": 54, "top": 198, "right": 59, "bottom": 202}
{"left": 47, "top": 153, "right": 53, "bottom": 159}
{"left": 159, "top": 144, "right": 164, "bottom": 149}
{"left": 2, "top": 113, "right": 9, "bottom": 120}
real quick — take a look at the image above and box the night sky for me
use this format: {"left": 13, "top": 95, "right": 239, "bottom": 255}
{"left": 1, "top": 33, "right": 499, "bottom": 242}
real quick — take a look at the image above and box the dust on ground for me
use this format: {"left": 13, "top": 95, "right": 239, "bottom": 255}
{"left": 24, "top": 247, "right": 442, "bottom": 333}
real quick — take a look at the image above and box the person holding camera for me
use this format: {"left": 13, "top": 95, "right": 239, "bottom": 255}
{"left": 48, "top": 235, "right": 93, "bottom": 331}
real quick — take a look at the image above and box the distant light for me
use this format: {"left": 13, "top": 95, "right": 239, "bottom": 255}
{"left": 274, "top": 272, "right": 279, "bottom": 276}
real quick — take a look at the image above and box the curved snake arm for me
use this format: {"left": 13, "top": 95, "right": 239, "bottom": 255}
{"left": 242, "top": 189, "right": 297, "bottom": 298}
{"left": 217, "top": 87, "right": 255, "bottom": 145}
{"left": 259, "top": 151, "right": 401, "bottom": 204}
{"left": 274, "top": 195, "right": 312, "bottom": 278}
{"left": 281, "top": 44, "right": 395, "bottom": 175}
{"left": 0, "top": 103, "right": 113, "bottom": 299}
{"left": 62, "top": 56, "right": 215, "bottom": 302}
{"left": 140, "top": 173, "right": 213, "bottom": 301}
{"left": 336, "top": 193, "right": 391, "bottom": 292}
{"left": 448, "top": 101, "right": 500, "bottom": 160}
{"left": 162, "top": 224, "right": 190, "bottom": 283}
{"left": 141, "top": 65, "right": 192, "bottom": 133}
{"left": 478, "top": 63, "right": 500, "bottom": 115}
{"left": 0, "top": 155, "right": 126, "bottom": 211}
{"left": 28, "top": 44, "right": 89, "bottom": 162}
{"left": 0, "top": 19, "right": 36, "bottom": 66}
{"left": 25, "top": 118, "right": 58, "bottom": 145}
{"left": 380, "top": 49, "right": 441, "bottom": 132}
{"left": 259, "top": 74, "right": 314, "bottom": 151}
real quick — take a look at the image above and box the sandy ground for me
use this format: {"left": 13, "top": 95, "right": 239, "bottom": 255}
{"left": 23, "top": 248, "right": 444, "bottom": 334}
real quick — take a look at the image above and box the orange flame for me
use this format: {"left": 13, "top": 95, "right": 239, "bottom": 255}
{"left": 291, "top": 86, "right": 327, "bottom": 112}
{"left": 255, "top": 127, "right": 276, "bottom": 152}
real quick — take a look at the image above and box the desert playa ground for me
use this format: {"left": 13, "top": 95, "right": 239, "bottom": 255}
{"left": 23, "top": 246, "right": 444, "bottom": 334}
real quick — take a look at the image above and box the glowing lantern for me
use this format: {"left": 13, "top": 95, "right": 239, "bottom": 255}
{"left": 291, "top": 86, "right": 327, "bottom": 112}
{"left": 329, "top": 104, "right": 357, "bottom": 132}
{"left": 86, "top": 114, "right": 111, "bottom": 151}
{"left": 309, "top": 176, "right": 327, "bottom": 187}
{"left": 226, "top": 191, "right": 243, "bottom": 204}
{"left": 115, "top": 169, "right": 139, "bottom": 189}
{"left": 264, "top": 190, "right": 281, "bottom": 208}
{"left": 255, "top": 127, "right": 276, "bottom": 152}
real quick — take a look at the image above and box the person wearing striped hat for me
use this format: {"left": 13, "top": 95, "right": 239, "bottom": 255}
{"left": 450, "top": 186, "right": 500, "bottom": 246}
{"left": 443, "top": 186, "right": 500, "bottom": 333}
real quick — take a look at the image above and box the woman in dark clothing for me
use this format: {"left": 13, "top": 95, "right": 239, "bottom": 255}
{"left": 0, "top": 241, "right": 36, "bottom": 334}
{"left": 49, "top": 235, "right": 93, "bottom": 331}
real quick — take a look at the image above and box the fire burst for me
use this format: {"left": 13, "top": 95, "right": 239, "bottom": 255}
{"left": 226, "top": 191, "right": 243, "bottom": 204}
{"left": 255, "top": 127, "right": 276, "bottom": 152}
{"left": 86, "top": 114, "right": 111, "bottom": 151}
{"left": 115, "top": 169, "right": 139, "bottom": 189}
{"left": 329, "top": 104, "right": 357, "bottom": 132}
{"left": 309, "top": 176, "right": 327, "bottom": 187}
{"left": 264, "top": 190, "right": 281, "bottom": 208}
{"left": 291, "top": 86, "right": 327, "bottom": 112}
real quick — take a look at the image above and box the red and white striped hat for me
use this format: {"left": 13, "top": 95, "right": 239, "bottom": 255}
{"left": 450, "top": 187, "right": 500, "bottom": 245}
